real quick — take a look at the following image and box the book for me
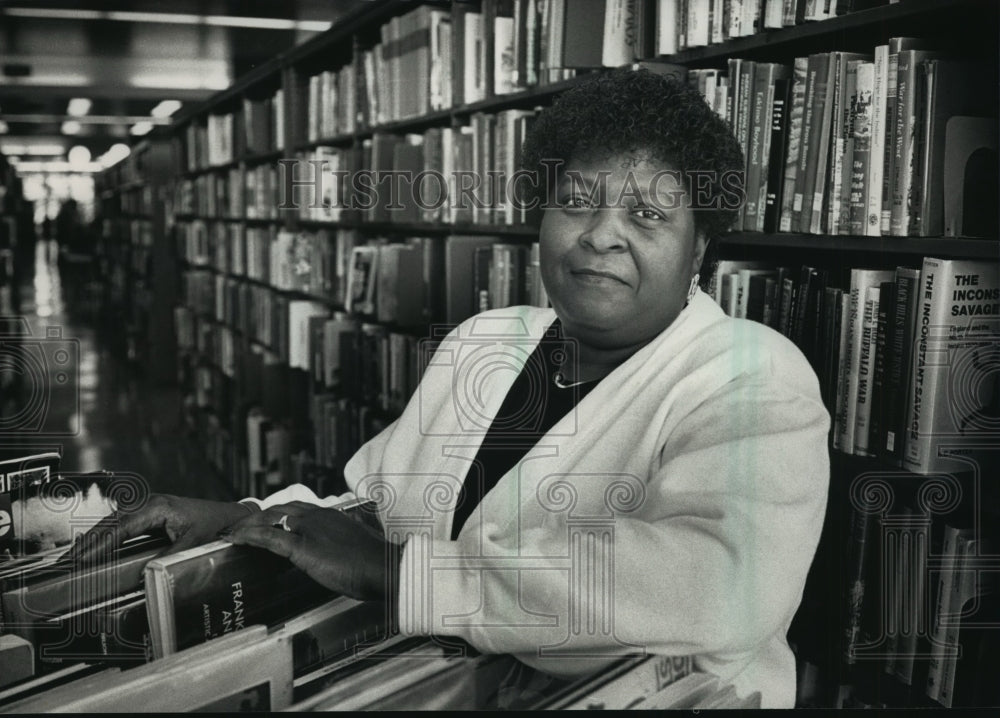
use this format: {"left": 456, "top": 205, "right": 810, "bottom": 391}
{"left": 838, "top": 269, "right": 893, "bottom": 455}
{"left": 744, "top": 63, "right": 790, "bottom": 232}
{"left": 444, "top": 235, "right": 499, "bottom": 324}
{"left": 865, "top": 44, "right": 889, "bottom": 235}
{"left": 902, "top": 257, "right": 1000, "bottom": 474}
{"left": 144, "top": 539, "right": 335, "bottom": 658}
{"left": 888, "top": 49, "right": 945, "bottom": 236}
{"left": 925, "top": 524, "right": 972, "bottom": 703}
{"left": 852, "top": 284, "right": 881, "bottom": 456}
{"left": 762, "top": 77, "right": 793, "bottom": 233}
{"left": 36, "top": 592, "right": 151, "bottom": 666}
{"left": 0, "top": 452, "right": 61, "bottom": 559}
{"left": 779, "top": 57, "right": 809, "bottom": 232}
{"left": 0, "top": 634, "right": 34, "bottom": 688}
{"left": 1, "top": 534, "right": 167, "bottom": 636}
{"left": 0, "top": 660, "right": 103, "bottom": 706}
{"left": 865, "top": 280, "right": 895, "bottom": 460}
{"left": 144, "top": 498, "right": 380, "bottom": 657}
{"left": 1, "top": 625, "right": 296, "bottom": 712}
{"left": 935, "top": 538, "right": 1000, "bottom": 708}
{"left": 542, "top": 654, "right": 694, "bottom": 709}
{"left": 847, "top": 61, "right": 876, "bottom": 236}
{"left": 881, "top": 267, "right": 921, "bottom": 463}
{"left": 795, "top": 53, "right": 831, "bottom": 233}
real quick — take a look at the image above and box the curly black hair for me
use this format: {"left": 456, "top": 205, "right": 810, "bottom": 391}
{"left": 520, "top": 68, "right": 745, "bottom": 284}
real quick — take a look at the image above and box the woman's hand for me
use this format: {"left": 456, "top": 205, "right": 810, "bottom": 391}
{"left": 69, "top": 494, "right": 257, "bottom": 562}
{"left": 221, "top": 502, "right": 401, "bottom": 604}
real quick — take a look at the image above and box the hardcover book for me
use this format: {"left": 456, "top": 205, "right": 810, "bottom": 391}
{"left": 902, "top": 257, "right": 1000, "bottom": 474}
{"left": 144, "top": 498, "right": 380, "bottom": 657}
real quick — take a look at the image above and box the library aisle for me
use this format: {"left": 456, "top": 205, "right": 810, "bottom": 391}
{"left": 11, "top": 241, "right": 235, "bottom": 503}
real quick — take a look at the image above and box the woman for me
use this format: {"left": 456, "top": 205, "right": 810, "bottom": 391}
{"left": 77, "top": 69, "right": 829, "bottom": 708}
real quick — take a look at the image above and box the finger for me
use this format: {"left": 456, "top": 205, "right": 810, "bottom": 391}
{"left": 232, "top": 504, "right": 311, "bottom": 532}
{"left": 68, "top": 511, "right": 132, "bottom": 564}
{"left": 226, "top": 524, "right": 300, "bottom": 560}
{"left": 69, "top": 500, "right": 168, "bottom": 563}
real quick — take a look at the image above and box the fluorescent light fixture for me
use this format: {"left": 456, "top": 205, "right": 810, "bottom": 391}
{"left": 9, "top": 160, "right": 104, "bottom": 173}
{"left": 131, "top": 121, "right": 153, "bottom": 136}
{"left": 61, "top": 120, "right": 82, "bottom": 135}
{"left": 68, "top": 146, "right": 92, "bottom": 168}
{"left": 98, "top": 143, "right": 132, "bottom": 168}
{"left": 3, "top": 8, "right": 331, "bottom": 31}
{"left": 151, "top": 100, "right": 182, "bottom": 119}
{"left": 67, "top": 98, "right": 92, "bottom": 117}
{"left": 0, "top": 121, "right": 8, "bottom": 134}
{"left": 2, "top": 74, "right": 91, "bottom": 87}
{"left": 0, "top": 143, "right": 66, "bottom": 156}
{"left": 130, "top": 73, "right": 230, "bottom": 91}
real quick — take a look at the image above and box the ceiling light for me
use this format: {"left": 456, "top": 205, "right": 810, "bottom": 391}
{"left": 0, "top": 121, "right": 8, "bottom": 134}
{"left": 9, "top": 160, "right": 103, "bottom": 173}
{"left": 67, "top": 98, "right": 92, "bottom": 117}
{"left": 130, "top": 72, "right": 230, "bottom": 91}
{"left": 98, "top": 143, "right": 131, "bottom": 168}
{"left": 131, "top": 121, "right": 153, "bottom": 136}
{"left": 61, "top": 120, "right": 82, "bottom": 135}
{"left": 2, "top": 8, "right": 331, "bottom": 31}
{"left": 151, "top": 100, "right": 182, "bottom": 119}
{"left": 68, "top": 146, "right": 92, "bottom": 168}
{"left": 0, "top": 143, "right": 65, "bottom": 156}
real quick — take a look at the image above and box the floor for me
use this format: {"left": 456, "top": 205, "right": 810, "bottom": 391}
{"left": 1, "top": 240, "right": 236, "bottom": 503}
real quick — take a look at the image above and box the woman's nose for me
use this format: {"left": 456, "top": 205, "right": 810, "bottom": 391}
{"left": 578, "top": 209, "right": 628, "bottom": 253}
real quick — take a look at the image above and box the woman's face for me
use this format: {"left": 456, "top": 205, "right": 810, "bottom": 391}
{"left": 539, "top": 151, "right": 707, "bottom": 351}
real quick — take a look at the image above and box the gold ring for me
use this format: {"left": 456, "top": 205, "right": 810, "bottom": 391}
{"left": 274, "top": 515, "right": 292, "bottom": 532}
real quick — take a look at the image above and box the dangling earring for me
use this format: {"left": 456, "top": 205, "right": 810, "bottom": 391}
{"left": 687, "top": 273, "right": 700, "bottom": 304}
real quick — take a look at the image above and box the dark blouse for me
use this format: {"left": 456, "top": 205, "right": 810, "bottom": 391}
{"left": 450, "top": 323, "right": 598, "bottom": 540}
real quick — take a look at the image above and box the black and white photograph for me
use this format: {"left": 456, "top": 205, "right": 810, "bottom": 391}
{"left": 0, "top": 0, "right": 998, "bottom": 711}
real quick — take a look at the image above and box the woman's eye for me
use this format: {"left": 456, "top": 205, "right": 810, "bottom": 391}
{"left": 632, "top": 207, "right": 664, "bottom": 221}
{"left": 563, "top": 196, "right": 593, "bottom": 210}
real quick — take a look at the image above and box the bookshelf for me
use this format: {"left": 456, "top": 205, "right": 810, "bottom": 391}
{"left": 101, "top": 0, "right": 1000, "bottom": 709}
{"left": 94, "top": 140, "right": 176, "bottom": 383}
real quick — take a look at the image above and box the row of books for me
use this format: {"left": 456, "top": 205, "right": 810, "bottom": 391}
{"left": 174, "top": 163, "right": 281, "bottom": 220}
{"left": 180, "top": 226, "right": 548, "bottom": 327}
{"left": 710, "top": 256, "right": 998, "bottom": 474}
{"left": 181, "top": 90, "right": 285, "bottom": 171}
{"left": 293, "top": 113, "right": 540, "bottom": 227}
{"left": 662, "top": 0, "right": 893, "bottom": 54}
{"left": 289, "top": 0, "right": 921, "bottom": 144}
{"left": 697, "top": 44, "right": 995, "bottom": 237}
{"left": 112, "top": 185, "right": 154, "bottom": 216}
{"left": 834, "top": 496, "right": 999, "bottom": 709}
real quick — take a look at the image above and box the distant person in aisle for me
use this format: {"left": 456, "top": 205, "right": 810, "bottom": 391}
{"left": 75, "top": 68, "right": 830, "bottom": 709}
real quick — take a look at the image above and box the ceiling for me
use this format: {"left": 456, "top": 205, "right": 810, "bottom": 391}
{"left": 0, "top": 0, "right": 361, "bottom": 168}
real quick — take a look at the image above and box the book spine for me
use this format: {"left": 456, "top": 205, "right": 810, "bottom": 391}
{"left": 762, "top": 78, "right": 791, "bottom": 232}
{"left": 827, "top": 53, "right": 847, "bottom": 235}
{"left": 866, "top": 279, "right": 895, "bottom": 459}
{"left": 852, "top": 285, "right": 880, "bottom": 456}
{"left": 848, "top": 62, "right": 875, "bottom": 235}
{"left": 655, "top": 0, "right": 679, "bottom": 56}
{"left": 935, "top": 537, "right": 978, "bottom": 708}
{"left": 925, "top": 525, "right": 963, "bottom": 703}
{"left": 743, "top": 63, "right": 772, "bottom": 230}
{"left": 808, "top": 54, "right": 836, "bottom": 234}
{"left": 866, "top": 45, "right": 889, "bottom": 235}
{"left": 779, "top": 57, "right": 809, "bottom": 232}
{"left": 889, "top": 51, "right": 918, "bottom": 236}
{"left": 793, "top": 54, "right": 821, "bottom": 232}
{"left": 831, "top": 291, "right": 851, "bottom": 450}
